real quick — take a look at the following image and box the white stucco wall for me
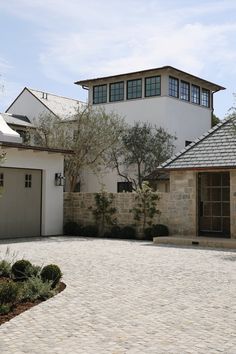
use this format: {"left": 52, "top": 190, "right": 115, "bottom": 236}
{"left": 101, "top": 96, "right": 211, "bottom": 151}
{"left": 0, "top": 147, "right": 64, "bottom": 235}
{"left": 6, "top": 89, "right": 53, "bottom": 122}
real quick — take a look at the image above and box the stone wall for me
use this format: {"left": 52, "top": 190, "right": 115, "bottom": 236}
{"left": 64, "top": 170, "right": 197, "bottom": 237}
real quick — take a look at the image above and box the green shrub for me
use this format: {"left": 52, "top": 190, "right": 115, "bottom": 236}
{"left": 0, "top": 304, "right": 11, "bottom": 315}
{"left": 63, "top": 221, "right": 81, "bottom": 236}
{"left": 103, "top": 231, "right": 112, "bottom": 238}
{"left": 144, "top": 224, "right": 169, "bottom": 240}
{"left": 152, "top": 224, "right": 169, "bottom": 237}
{"left": 12, "top": 260, "right": 33, "bottom": 281}
{"left": 41, "top": 264, "right": 62, "bottom": 288}
{"left": 20, "top": 276, "right": 54, "bottom": 301}
{"left": 0, "top": 281, "right": 20, "bottom": 305}
{"left": 81, "top": 225, "right": 99, "bottom": 237}
{"left": 121, "top": 226, "right": 136, "bottom": 239}
{"left": 0, "top": 260, "right": 12, "bottom": 277}
{"left": 144, "top": 227, "right": 153, "bottom": 240}
{"left": 110, "top": 225, "right": 122, "bottom": 238}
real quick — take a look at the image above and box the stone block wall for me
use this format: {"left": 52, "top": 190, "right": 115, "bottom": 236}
{"left": 64, "top": 170, "right": 197, "bottom": 237}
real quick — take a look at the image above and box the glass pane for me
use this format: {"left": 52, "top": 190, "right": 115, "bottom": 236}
{"left": 212, "top": 203, "right": 221, "bottom": 216}
{"left": 222, "top": 203, "right": 230, "bottom": 217}
{"left": 200, "top": 217, "right": 211, "bottom": 231}
{"left": 222, "top": 188, "right": 230, "bottom": 201}
{"left": 211, "top": 188, "right": 221, "bottom": 201}
{"left": 212, "top": 217, "right": 221, "bottom": 231}
{"left": 222, "top": 218, "right": 230, "bottom": 234}
{"left": 222, "top": 173, "right": 230, "bottom": 186}
{"left": 203, "top": 203, "right": 211, "bottom": 216}
{"left": 211, "top": 173, "right": 221, "bottom": 186}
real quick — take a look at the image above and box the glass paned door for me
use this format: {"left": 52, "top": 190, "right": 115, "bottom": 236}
{"left": 198, "top": 172, "right": 230, "bottom": 237}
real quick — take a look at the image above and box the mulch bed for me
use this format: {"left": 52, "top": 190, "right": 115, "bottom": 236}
{"left": 0, "top": 281, "right": 66, "bottom": 326}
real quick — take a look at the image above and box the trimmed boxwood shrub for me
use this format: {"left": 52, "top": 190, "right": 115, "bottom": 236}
{"left": 81, "top": 225, "right": 99, "bottom": 237}
{"left": 110, "top": 226, "right": 122, "bottom": 238}
{"left": 12, "top": 260, "right": 33, "bottom": 281}
{"left": 121, "top": 226, "right": 136, "bottom": 239}
{"left": 41, "top": 264, "right": 62, "bottom": 288}
{"left": 152, "top": 224, "right": 169, "bottom": 237}
{"left": 0, "top": 282, "right": 20, "bottom": 304}
{"left": 63, "top": 221, "right": 81, "bottom": 236}
{"left": 144, "top": 224, "right": 169, "bottom": 240}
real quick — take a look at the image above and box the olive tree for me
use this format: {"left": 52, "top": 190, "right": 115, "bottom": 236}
{"left": 109, "top": 121, "right": 176, "bottom": 190}
{"left": 31, "top": 107, "right": 125, "bottom": 191}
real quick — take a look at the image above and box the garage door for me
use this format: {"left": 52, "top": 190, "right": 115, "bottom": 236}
{"left": 0, "top": 168, "right": 42, "bottom": 238}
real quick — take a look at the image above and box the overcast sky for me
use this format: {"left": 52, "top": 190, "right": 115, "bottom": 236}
{"left": 0, "top": 0, "right": 236, "bottom": 118}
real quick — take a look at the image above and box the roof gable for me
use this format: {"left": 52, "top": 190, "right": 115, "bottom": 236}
{"left": 159, "top": 117, "right": 236, "bottom": 170}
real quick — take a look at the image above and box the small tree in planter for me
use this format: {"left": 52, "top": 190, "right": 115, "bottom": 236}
{"left": 131, "top": 181, "right": 160, "bottom": 237}
{"left": 90, "top": 190, "right": 117, "bottom": 236}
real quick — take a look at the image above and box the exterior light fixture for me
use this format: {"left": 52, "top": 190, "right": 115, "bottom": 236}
{"left": 55, "top": 173, "right": 65, "bottom": 187}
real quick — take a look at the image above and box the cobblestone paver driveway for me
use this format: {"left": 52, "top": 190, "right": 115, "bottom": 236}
{"left": 0, "top": 237, "right": 236, "bottom": 354}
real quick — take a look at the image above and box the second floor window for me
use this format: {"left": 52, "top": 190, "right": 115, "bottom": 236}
{"left": 180, "top": 81, "right": 190, "bottom": 101}
{"left": 169, "top": 77, "right": 179, "bottom": 98}
{"left": 127, "top": 79, "right": 142, "bottom": 100}
{"left": 93, "top": 84, "right": 107, "bottom": 104}
{"left": 201, "top": 88, "right": 210, "bottom": 107}
{"left": 191, "top": 84, "right": 200, "bottom": 104}
{"left": 109, "top": 82, "right": 124, "bottom": 102}
{"left": 145, "top": 76, "right": 161, "bottom": 97}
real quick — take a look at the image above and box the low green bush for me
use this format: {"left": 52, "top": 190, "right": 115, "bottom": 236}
{"left": 152, "top": 224, "right": 169, "bottom": 237}
{"left": 20, "top": 276, "right": 54, "bottom": 301}
{"left": 0, "top": 304, "right": 11, "bottom": 315}
{"left": 0, "top": 282, "right": 20, "bottom": 305}
{"left": 41, "top": 264, "right": 62, "bottom": 288}
{"left": 103, "top": 231, "right": 112, "bottom": 238}
{"left": 11, "top": 260, "right": 33, "bottom": 281}
{"left": 121, "top": 226, "right": 136, "bottom": 239}
{"left": 144, "top": 224, "right": 169, "bottom": 240}
{"left": 0, "top": 260, "right": 12, "bottom": 277}
{"left": 110, "top": 225, "right": 122, "bottom": 238}
{"left": 63, "top": 221, "right": 81, "bottom": 236}
{"left": 81, "top": 225, "right": 99, "bottom": 237}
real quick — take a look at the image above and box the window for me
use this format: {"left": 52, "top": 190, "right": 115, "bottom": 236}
{"left": 0, "top": 173, "right": 3, "bottom": 187}
{"left": 201, "top": 88, "right": 210, "bottom": 107}
{"left": 109, "top": 82, "right": 124, "bottom": 102}
{"left": 127, "top": 79, "right": 142, "bottom": 100}
{"left": 191, "top": 84, "right": 200, "bottom": 104}
{"left": 169, "top": 77, "right": 179, "bottom": 98}
{"left": 25, "top": 174, "right": 32, "bottom": 188}
{"left": 180, "top": 81, "right": 190, "bottom": 101}
{"left": 117, "top": 182, "right": 133, "bottom": 193}
{"left": 185, "top": 140, "right": 192, "bottom": 147}
{"left": 42, "top": 92, "right": 48, "bottom": 99}
{"left": 145, "top": 76, "right": 161, "bottom": 97}
{"left": 93, "top": 84, "right": 107, "bottom": 104}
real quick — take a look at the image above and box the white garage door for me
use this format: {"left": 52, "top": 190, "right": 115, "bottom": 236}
{"left": 0, "top": 167, "right": 42, "bottom": 238}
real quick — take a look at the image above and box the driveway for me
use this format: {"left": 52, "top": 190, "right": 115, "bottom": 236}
{"left": 0, "top": 237, "right": 236, "bottom": 354}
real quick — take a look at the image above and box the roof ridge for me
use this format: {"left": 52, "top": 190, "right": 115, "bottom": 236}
{"left": 27, "top": 88, "right": 86, "bottom": 104}
{"left": 159, "top": 117, "right": 232, "bottom": 168}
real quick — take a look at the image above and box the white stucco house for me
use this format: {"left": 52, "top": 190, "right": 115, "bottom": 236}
{"left": 0, "top": 113, "right": 71, "bottom": 239}
{"left": 75, "top": 65, "right": 225, "bottom": 192}
{"left": 5, "top": 87, "right": 86, "bottom": 122}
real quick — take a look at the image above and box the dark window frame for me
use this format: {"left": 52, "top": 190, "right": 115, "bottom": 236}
{"left": 117, "top": 181, "right": 133, "bottom": 193}
{"left": 191, "top": 84, "right": 200, "bottom": 105}
{"left": 127, "top": 79, "right": 142, "bottom": 100}
{"left": 25, "top": 174, "right": 32, "bottom": 188}
{"left": 180, "top": 80, "right": 190, "bottom": 101}
{"left": 109, "top": 81, "right": 124, "bottom": 102}
{"left": 201, "top": 88, "right": 210, "bottom": 108}
{"left": 169, "top": 76, "right": 179, "bottom": 98}
{"left": 145, "top": 76, "right": 161, "bottom": 97}
{"left": 93, "top": 84, "right": 107, "bottom": 104}
{"left": 0, "top": 173, "right": 3, "bottom": 187}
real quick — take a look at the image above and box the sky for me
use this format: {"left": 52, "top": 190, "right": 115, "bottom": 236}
{"left": 0, "top": 0, "right": 236, "bottom": 118}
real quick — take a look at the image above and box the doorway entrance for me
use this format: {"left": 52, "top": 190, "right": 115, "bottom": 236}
{"left": 198, "top": 172, "right": 230, "bottom": 237}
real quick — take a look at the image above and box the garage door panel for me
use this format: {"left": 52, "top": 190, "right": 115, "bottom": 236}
{"left": 0, "top": 168, "right": 42, "bottom": 238}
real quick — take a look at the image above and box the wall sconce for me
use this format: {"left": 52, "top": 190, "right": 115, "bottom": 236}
{"left": 55, "top": 173, "right": 65, "bottom": 187}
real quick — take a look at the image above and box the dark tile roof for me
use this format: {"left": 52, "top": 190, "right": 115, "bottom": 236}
{"left": 159, "top": 117, "right": 236, "bottom": 169}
